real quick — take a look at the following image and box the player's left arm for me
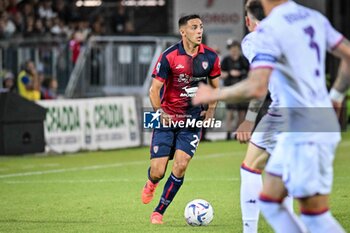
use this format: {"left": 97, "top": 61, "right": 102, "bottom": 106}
{"left": 203, "top": 54, "right": 221, "bottom": 120}
{"left": 330, "top": 39, "right": 350, "bottom": 103}
{"left": 204, "top": 77, "right": 220, "bottom": 121}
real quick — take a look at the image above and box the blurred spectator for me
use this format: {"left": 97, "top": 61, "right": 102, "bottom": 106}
{"left": 69, "top": 30, "right": 84, "bottom": 64}
{"left": 91, "top": 15, "right": 106, "bottom": 36}
{"left": 13, "top": 11, "right": 24, "bottom": 33}
{"left": 124, "top": 20, "right": 135, "bottom": 34}
{"left": 221, "top": 39, "right": 250, "bottom": 140}
{"left": 38, "top": 0, "right": 57, "bottom": 20}
{"left": 50, "top": 16, "right": 68, "bottom": 36}
{"left": 6, "top": 0, "right": 19, "bottom": 18}
{"left": 22, "top": 1, "right": 35, "bottom": 22}
{"left": 44, "top": 17, "right": 53, "bottom": 33}
{"left": 0, "top": 11, "right": 16, "bottom": 38}
{"left": 78, "top": 19, "right": 90, "bottom": 38}
{"left": 17, "top": 60, "right": 41, "bottom": 100}
{"left": 33, "top": 17, "right": 46, "bottom": 35}
{"left": 41, "top": 77, "right": 58, "bottom": 99}
{"left": 53, "top": 0, "right": 69, "bottom": 23}
{"left": 1, "top": 71, "right": 16, "bottom": 92}
{"left": 0, "top": 0, "right": 7, "bottom": 12}
{"left": 113, "top": 2, "right": 134, "bottom": 34}
{"left": 23, "top": 14, "right": 35, "bottom": 36}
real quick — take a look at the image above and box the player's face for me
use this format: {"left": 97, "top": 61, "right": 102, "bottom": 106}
{"left": 181, "top": 18, "right": 203, "bottom": 46}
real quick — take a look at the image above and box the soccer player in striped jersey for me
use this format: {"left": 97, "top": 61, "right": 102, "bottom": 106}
{"left": 141, "top": 14, "right": 221, "bottom": 225}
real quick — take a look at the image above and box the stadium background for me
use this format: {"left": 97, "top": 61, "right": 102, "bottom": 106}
{"left": 0, "top": 0, "right": 350, "bottom": 232}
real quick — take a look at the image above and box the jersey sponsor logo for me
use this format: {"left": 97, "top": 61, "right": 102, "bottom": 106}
{"left": 191, "top": 76, "right": 207, "bottom": 82}
{"left": 202, "top": 61, "right": 208, "bottom": 70}
{"left": 178, "top": 73, "right": 191, "bottom": 83}
{"left": 180, "top": 86, "right": 198, "bottom": 97}
{"left": 178, "top": 74, "right": 207, "bottom": 83}
{"left": 175, "top": 64, "right": 185, "bottom": 69}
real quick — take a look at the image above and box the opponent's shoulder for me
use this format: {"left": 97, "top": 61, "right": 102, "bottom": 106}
{"left": 242, "top": 31, "right": 257, "bottom": 45}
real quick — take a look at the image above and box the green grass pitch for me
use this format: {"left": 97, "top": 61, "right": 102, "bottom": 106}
{"left": 0, "top": 133, "right": 349, "bottom": 233}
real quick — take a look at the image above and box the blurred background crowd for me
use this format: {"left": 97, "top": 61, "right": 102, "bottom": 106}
{"left": 0, "top": 0, "right": 349, "bottom": 131}
{"left": 0, "top": 0, "right": 136, "bottom": 39}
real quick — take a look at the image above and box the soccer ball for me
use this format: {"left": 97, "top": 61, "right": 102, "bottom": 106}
{"left": 184, "top": 199, "right": 214, "bottom": 226}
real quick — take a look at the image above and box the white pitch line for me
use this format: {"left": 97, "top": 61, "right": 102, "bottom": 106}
{"left": 0, "top": 152, "right": 238, "bottom": 179}
{"left": 3, "top": 177, "right": 240, "bottom": 184}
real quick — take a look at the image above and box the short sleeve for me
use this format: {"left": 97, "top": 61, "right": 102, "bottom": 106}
{"left": 242, "top": 33, "right": 255, "bottom": 63}
{"left": 209, "top": 56, "right": 221, "bottom": 79}
{"left": 251, "top": 24, "right": 281, "bottom": 70}
{"left": 152, "top": 53, "right": 170, "bottom": 82}
{"left": 323, "top": 16, "right": 344, "bottom": 51}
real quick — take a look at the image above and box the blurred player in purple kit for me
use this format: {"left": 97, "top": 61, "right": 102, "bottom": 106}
{"left": 141, "top": 14, "right": 221, "bottom": 224}
{"left": 193, "top": 0, "right": 350, "bottom": 232}
{"left": 237, "top": 1, "right": 293, "bottom": 232}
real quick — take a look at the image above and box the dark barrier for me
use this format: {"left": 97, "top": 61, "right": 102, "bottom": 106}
{"left": 0, "top": 93, "right": 47, "bottom": 155}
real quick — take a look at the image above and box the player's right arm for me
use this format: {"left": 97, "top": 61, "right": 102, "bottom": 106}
{"left": 149, "top": 78, "right": 164, "bottom": 111}
{"left": 330, "top": 39, "right": 350, "bottom": 102}
{"left": 149, "top": 53, "right": 172, "bottom": 124}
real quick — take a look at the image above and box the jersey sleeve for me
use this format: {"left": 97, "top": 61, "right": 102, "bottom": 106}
{"left": 209, "top": 55, "right": 221, "bottom": 79}
{"left": 250, "top": 24, "right": 281, "bottom": 70}
{"left": 152, "top": 53, "right": 170, "bottom": 83}
{"left": 323, "top": 15, "right": 344, "bottom": 51}
{"left": 242, "top": 33, "right": 258, "bottom": 64}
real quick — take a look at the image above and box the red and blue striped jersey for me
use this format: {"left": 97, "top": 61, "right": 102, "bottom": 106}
{"left": 152, "top": 41, "right": 221, "bottom": 121}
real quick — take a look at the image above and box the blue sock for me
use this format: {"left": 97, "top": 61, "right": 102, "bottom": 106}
{"left": 154, "top": 172, "right": 184, "bottom": 215}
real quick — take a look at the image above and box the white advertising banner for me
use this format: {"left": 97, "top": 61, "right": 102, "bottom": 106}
{"left": 37, "top": 100, "right": 85, "bottom": 153}
{"left": 38, "top": 96, "right": 140, "bottom": 153}
{"left": 86, "top": 97, "right": 140, "bottom": 150}
{"left": 173, "top": 0, "right": 245, "bottom": 55}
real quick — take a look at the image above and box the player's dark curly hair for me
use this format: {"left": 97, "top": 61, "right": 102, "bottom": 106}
{"left": 178, "top": 14, "right": 201, "bottom": 28}
{"left": 245, "top": 0, "right": 265, "bottom": 21}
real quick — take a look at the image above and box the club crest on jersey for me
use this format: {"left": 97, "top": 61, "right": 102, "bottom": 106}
{"left": 202, "top": 61, "right": 208, "bottom": 70}
{"left": 153, "top": 146, "right": 159, "bottom": 154}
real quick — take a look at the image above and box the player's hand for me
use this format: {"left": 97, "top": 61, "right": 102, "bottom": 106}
{"left": 203, "top": 109, "right": 215, "bottom": 122}
{"left": 331, "top": 100, "right": 342, "bottom": 119}
{"left": 235, "top": 120, "right": 254, "bottom": 143}
{"left": 230, "top": 69, "right": 241, "bottom": 77}
{"left": 160, "top": 109, "right": 172, "bottom": 126}
{"left": 192, "top": 83, "right": 217, "bottom": 105}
